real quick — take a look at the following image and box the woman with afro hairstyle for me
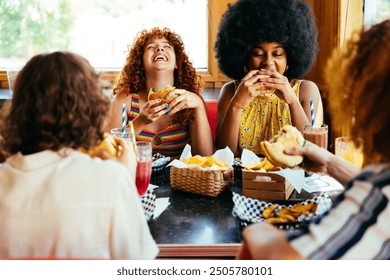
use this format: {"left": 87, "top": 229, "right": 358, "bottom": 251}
{"left": 214, "top": 0, "right": 323, "bottom": 154}
{"left": 237, "top": 19, "right": 390, "bottom": 259}
{"left": 106, "top": 27, "right": 213, "bottom": 158}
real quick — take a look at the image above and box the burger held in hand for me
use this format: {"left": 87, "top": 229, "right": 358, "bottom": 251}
{"left": 83, "top": 133, "right": 119, "bottom": 157}
{"left": 147, "top": 84, "right": 175, "bottom": 107}
{"left": 260, "top": 125, "right": 305, "bottom": 168}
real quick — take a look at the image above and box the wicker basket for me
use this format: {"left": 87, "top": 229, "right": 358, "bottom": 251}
{"left": 170, "top": 166, "right": 234, "bottom": 197}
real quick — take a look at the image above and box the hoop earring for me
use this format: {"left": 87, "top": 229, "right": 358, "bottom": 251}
{"left": 243, "top": 65, "right": 248, "bottom": 73}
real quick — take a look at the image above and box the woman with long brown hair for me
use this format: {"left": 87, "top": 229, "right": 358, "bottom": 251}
{"left": 0, "top": 51, "right": 158, "bottom": 259}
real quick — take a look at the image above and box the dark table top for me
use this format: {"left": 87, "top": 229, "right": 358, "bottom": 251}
{"left": 149, "top": 168, "right": 242, "bottom": 245}
{"left": 148, "top": 167, "right": 341, "bottom": 250}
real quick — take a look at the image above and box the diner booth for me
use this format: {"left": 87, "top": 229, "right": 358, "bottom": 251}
{"left": 0, "top": 0, "right": 378, "bottom": 259}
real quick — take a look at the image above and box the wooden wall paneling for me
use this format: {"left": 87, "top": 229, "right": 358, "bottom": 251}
{"left": 305, "top": 0, "right": 363, "bottom": 150}
{"left": 199, "top": 0, "right": 233, "bottom": 87}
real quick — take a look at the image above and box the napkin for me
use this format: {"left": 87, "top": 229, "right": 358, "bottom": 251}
{"left": 139, "top": 184, "right": 171, "bottom": 220}
{"left": 303, "top": 174, "right": 344, "bottom": 193}
{"left": 153, "top": 197, "right": 170, "bottom": 219}
{"left": 240, "top": 148, "right": 305, "bottom": 193}
{"left": 167, "top": 144, "right": 234, "bottom": 170}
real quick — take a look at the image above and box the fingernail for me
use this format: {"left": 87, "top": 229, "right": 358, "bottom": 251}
{"left": 157, "top": 98, "right": 161, "bottom": 102}
{"left": 166, "top": 106, "right": 170, "bottom": 110}
{"left": 164, "top": 103, "right": 168, "bottom": 107}
{"left": 165, "top": 95, "right": 169, "bottom": 99}
{"left": 167, "top": 112, "right": 171, "bottom": 116}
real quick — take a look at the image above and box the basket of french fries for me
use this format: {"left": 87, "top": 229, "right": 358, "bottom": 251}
{"left": 232, "top": 192, "right": 332, "bottom": 230}
{"left": 168, "top": 145, "right": 234, "bottom": 197}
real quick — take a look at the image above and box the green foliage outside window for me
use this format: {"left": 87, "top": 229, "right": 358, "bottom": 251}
{"left": 0, "top": 0, "right": 74, "bottom": 60}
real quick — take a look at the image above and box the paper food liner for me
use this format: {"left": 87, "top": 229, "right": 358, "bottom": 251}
{"left": 232, "top": 192, "right": 332, "bottom": 228}
{"left": 167, "top": 144, "right": 234, "bottom": 171}
{"left": 139, "top": 188, "right": 157, "bottom": 221}
{"left": 152, "top": 156, "right": 170, "bottom": 174}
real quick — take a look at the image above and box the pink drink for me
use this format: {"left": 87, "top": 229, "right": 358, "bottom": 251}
{"left": 135, "top": 160, "right": 152, "bottom": 195}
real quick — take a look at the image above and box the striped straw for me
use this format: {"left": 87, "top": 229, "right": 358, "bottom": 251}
{"left": 121, "top": 103, "right": 127, "bottom": 133}
{"left": 127, "top": 121, "right": 137, "bottom": 152}
{"left": 310, "top": 98, "right": 315, "bottom": 126}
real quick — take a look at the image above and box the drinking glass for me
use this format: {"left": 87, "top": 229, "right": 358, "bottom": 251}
{"left": 6, "top": 68, "right": 19, "bottom": 96}
{"left": 303, "top": 124, "right": 329, "bottom": 187}
{"left": 135, "top": 142, "right": 152, "bottom": 196}
{"left": 303, "top": 124, "right": 328, "bottom": 149}
{"left": 335, "top": 137, "right": 364, "bottom": 168}
{"left": 110, "top": 126, "right": 136, "bottom": 152}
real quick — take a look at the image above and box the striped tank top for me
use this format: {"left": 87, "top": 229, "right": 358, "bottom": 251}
{"left": 128, "top": 94, "right": 190, "bottom": 158}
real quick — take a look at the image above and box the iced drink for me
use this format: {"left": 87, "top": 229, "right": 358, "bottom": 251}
{"left": 136, "top": 161, "right": 152, "bottom": 195}
{"left": 335, "top": 137, "right": 363, "bottom": 168}
{"left": 303, "top": 124, "right": 328, "bottom": 149}
{"left": 135, "top": 142, "right": 152, "bottom": 196}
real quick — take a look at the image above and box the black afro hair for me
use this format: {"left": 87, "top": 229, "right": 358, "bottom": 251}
{"left": 214, "top": 0, "right": 318, "bottom": 80}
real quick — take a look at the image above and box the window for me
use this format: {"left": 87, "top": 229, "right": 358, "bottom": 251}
{"left": 0, "top": 0, "right": 208, "bottom": 70}
{"left": 364, "top": 0, "right": 390, "bottom": 28}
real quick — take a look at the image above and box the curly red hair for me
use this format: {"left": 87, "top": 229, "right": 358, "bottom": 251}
{"left": 113, "top": 27, "right": 203, "bottom": 123}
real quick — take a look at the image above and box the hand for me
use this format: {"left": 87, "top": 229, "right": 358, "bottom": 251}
{"left": 96, "top": 137, "right": 137, "bottom": 179}
{"left": 284, "top": 141, "right": 332, "bottom": 173}
{"left": 232, "top": 70, "right": 270, "bottom": 108}
{"left": 237, "top": 222, "right": 303, "bottom": 260}
{"left": 138, "top": 98, "right": 169, "bottom": 124}
{"left": 164, "top": 89, "right": 204, "bottom": 115}
{"left": 259, "top": 69, "right": 298, "bottom": 105}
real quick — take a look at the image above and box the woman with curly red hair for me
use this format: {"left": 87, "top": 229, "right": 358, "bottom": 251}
{"left": 106, "top": 27, "right": 213, "bottom": 158}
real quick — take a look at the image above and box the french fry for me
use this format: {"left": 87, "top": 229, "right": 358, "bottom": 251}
{"left": 261, "top": 201, "right": 318, "bottom": 224}
{"left": 266, "top": 217, "right": 289, "bottom": 224}
{"left": 262, "top": 204, "right": 278, "bottom": 219}
{"left": 182, "top": 156, "right": 230, "bottom": 170}
{"left": 241, "top": 158, "right": 281, "bottom": 171}
{"left": 289, "top": 202, "right": 316, "bottom": 214}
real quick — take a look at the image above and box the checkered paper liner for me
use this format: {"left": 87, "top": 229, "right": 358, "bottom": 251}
{"left": 152, "top": 155, "right": 170, "bottom": 175}
{"left": 139, "top": 188, "right": 156, "bottom": 221}
{"left": 232, "top": 192, "right": 332, "bottom": 229}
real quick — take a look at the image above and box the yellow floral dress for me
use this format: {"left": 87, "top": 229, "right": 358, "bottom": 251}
{"left": 238, "top": 80, "right": 302, "bottom": 154}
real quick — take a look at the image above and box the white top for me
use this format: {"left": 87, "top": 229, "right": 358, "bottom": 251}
{"left": 0, "top": 149, "right": 158, "bottom": 259}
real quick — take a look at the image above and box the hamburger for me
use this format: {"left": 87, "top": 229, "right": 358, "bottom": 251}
{"left": 260, "top": 125, "right": 304, "bottom": 168}
{"left": 148, "top": 84, "right": 175, "bottom": 107}
{"left": 83, "top": 133, "right": 119, "bottom": 157}
{"left": 256, "top": 85, "right": 275, "bottom": 97}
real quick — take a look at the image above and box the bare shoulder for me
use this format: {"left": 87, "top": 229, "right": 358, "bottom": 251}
{"left": 112, "top": 90, "right": 132, "bottom": 104}
{"left": 299, "top": 80, "right": 321, "bottom": 100}
{"left": 219, "top": 81, "right": 236, "bottom": 102}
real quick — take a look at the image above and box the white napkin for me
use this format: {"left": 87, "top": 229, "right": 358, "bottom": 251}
{"left": 303, "top": 174, "right": 344, "bottom": 193}
{"left": 153, "top": 197, "right": 170, "bottom": 219}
